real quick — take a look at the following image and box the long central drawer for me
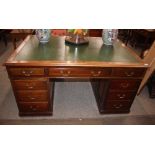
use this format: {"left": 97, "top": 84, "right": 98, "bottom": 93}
{"left": 48, "top": 68, "right": 112, "bottom": 77}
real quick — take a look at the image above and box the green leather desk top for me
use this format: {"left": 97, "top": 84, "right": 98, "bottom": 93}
{"left": 6, "top": 35, "right": 146, "bottom": 67}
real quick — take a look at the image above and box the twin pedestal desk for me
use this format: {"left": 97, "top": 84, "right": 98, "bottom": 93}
{"left": 4, "top": 36, "right": 147, "bottom": 116}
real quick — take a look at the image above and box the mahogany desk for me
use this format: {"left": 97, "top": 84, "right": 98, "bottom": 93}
{"left": 4, "top": 35, "right": 147, "bottom": 116}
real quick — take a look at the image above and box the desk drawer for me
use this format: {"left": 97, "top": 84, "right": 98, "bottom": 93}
{"left": 12, "top": 80, "right": 47, "bottom": 90}
{"left": 8, "top": 67, "right": 45, "bottom": 77}
{"left": 112, "top": 68, "right": 146, "bottom": 78}
{"left": 19, "top": 102, "right": 49, "bottom": 112}
{"left": 107, "top": 91, "right": 135, "bottom": 100}
{"left": 109, "top": 79, "right": 141, "bottom": 91}
{"left": 49, "top": 68, "right": 111, "bottom": 77}
{"left": 16, "top": 90, "right": 48, "bottom": 102}
{"left": 105, "top": 100, "right": 131, "bottom": 110}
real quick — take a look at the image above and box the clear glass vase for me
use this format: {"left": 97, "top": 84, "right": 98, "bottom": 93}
{"left": 102, "top": 29, "right": 118, "bottom": 45}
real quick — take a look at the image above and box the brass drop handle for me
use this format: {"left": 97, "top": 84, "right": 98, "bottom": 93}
{"left": 114, "top": 104, "right": 123, "bottom": 109}
{"left": 125, "top": 71, "right": 134, "bottom": 77}
{"left": 29, "top": 97, "right": 36, "bottom": 100}
{"left": 33, "top": 105, "right": 39, "bottom": 111}
{"left": 30, "top": 105, "right": 37, "bottom": 111}
{"left": 117, "top": 94, "right": 126, "bottom": 99}
{"left": 22, "top": 70, "right": 33, "bottom": 76}
{"left": 28, "top": 86, "right": 34, "bottom": 89}
{"left": 120, "top": 83, "right": 129, "bottom": 88}
{"left": 29, "top": 71, "right": 33, "bottom": 74}
{"left": 26, "top": 83, "right": 35, "bottom": 89}
{"left": 91, "top": 71, "right": 101, "bottom": 77}
{"left": 60, "top": 70, "right": 71, "bottom": 76}
{"left": 22, "top": 70, "right": 26, "bottom": 74}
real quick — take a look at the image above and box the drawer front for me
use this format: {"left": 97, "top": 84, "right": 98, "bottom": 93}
{"left": 112, "top": 68, "right": 146, "bottom": 78}
{"left": 19, "top": 102, "right": 49, "bottom": 112}
{"left": 12, "top": 80, "right": 47, "bottom": 90}
{"left": 49, "top": 68, "right": 111, "bottom": 77}
{"left": 16, "top": 90, "right": 48, "bottom": 102}
{"left": 106, "top": 91, "right": 136, "bottom": 101}
{"left": 105, "top": 100, "right": 131, "bottom": 110}
{"left": 109, "top": 79, "right": 141, "bottom": 91}
{"left": 8, "top": 68, "right": 45, "bottom": 77}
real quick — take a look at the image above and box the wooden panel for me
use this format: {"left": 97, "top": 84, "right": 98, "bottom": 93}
{"left": 109, "top": 79, "right": 141, "bottom": 91}
{"left": 112, "top": 68, "right": 146, "bottom": 78}
{"left": 8, "top": 67, "right": 45, "bottom": 77}
{"left": 91, "top": 79, "right": 110, "bottom": 112}
{"left": 12, "top": 80, "right": 47, "bottom": 90}
{"left": 49, "top": 68, "right": 111, "bottom": 77}
{"left": 16, "top": 90, "right": 48, "bottom": 102}
{"left": 18, "top": 102, "right": 49, "bottom": 113}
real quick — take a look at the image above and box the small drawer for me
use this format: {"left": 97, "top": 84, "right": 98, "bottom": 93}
{"left": 106, "top": 91, "right": 136, "bottom": 100}
{"left": 16, "top": 90, "right": 48, "bottom": 102}
{"left": 105, "top": 100, "right": 131, "bottom": 110}
{"left": 109, "top": 79, "right": 141, "bottom": 91}
{"left": 18, "top": 102, "right": 49, "bottom": 112}
{"left": 112, "top": 68, "right": 146, "bottom": 78}
{"left": 12, "top": 80, "right": 47, "bottom": 90}
{"left": 8, "top": 67, "right": 45, "bottom": 77}
{"left": 49, "top": 68, "right": 111, "bottom": 77}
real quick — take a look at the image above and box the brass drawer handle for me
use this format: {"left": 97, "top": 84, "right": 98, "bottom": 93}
{"left": 28, "top": 86, "right": 34, "bottom": 89}
{"left": 120, "top": 83, "right": 129, "bottom": 88}
{"left": 25, "top": 83, "right": 35, "bottom": 89}
{"left": 29, "top": 97, "right": 36, "bottom": 100}
{"left": 113, "top": 104, "right": 123, "bottom": 109}
{"left": 60, "top": 70, "right": 71, "bottom": 76}
{"left": 21, "top": 70, "right": 33, "bottom": 76}
{"left": 22, "top": 70, "right": 26, "bottom": 74}
{"left": 125, "top": 71, "right": 134, "bottom": 77}
{"left": 117, "top": 94, "right": 126, "bottom": 99}
{"left": 29, "top": 105, "right": 38, "bottom": 111}
{"left": 91, "top": 71, "right": 101, "bottom": 77}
